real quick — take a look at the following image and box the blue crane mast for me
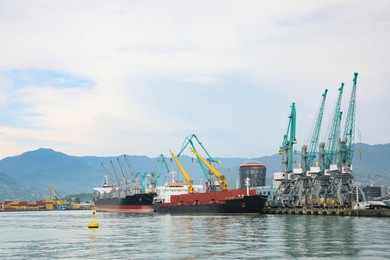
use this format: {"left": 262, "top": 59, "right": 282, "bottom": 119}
{"left": 339, "top": 72, "right": 358, "bottom": 172}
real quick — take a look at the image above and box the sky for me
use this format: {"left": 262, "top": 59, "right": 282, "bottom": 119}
{"left": 0, "top": 0, "right": 389, "bottom": 159}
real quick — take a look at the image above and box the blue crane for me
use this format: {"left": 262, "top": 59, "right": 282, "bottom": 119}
{"left": 339, "top": 72, "right": 358, "bottom": 171}
{"left": 324, "top": 83, "right": 344, "bottom": 170}
{"left": 176, "top": 134, "right": 220, "bottom": 181}
{"left": 279, "top": 103, "right": 296, "bottom": 173}
{"left": 303, "top": 89, "right": 328, "bottom": 173}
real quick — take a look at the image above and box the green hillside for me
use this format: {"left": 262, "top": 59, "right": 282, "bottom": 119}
{"left": 0, "top": 143, "right": 389, "bottom": 200}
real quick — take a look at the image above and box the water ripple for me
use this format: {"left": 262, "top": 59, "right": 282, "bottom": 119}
{"left": 0, "top": 211, "right": 389, "bottom": 259}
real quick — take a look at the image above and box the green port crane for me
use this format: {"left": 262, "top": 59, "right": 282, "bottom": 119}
{"left": 150, "top": 154, "right": 171, "bottom": 186}
{"left": 279, "top": 103, "right": 296, "bottom": 173}
{"left": 324, "top": 83, "right": 344, "bottom": 171}
{"left": 177, "top": 134, "right": 220, "bottom": 181}
{"left": 339, "top": 72, "right": 358, "bottom": 172}
{"left": 302, "top": 89, "right": 328, "bottom": 174}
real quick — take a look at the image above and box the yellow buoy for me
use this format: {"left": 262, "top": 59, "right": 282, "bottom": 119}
{"left": 88, "top": 209, "right": 99, "bottom": 229}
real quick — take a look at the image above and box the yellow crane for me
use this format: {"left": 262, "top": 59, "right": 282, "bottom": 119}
{"left": 169, "top": 150, "right": 194, "bottom": 193}
{"left": 189, "top": 147, "right": 229, "bottom": 191}
{"left": 49, "top": 185, "right": 69, "bottom": 210}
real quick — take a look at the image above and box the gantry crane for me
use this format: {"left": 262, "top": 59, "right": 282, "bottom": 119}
{"left": 190, "top": 147, "right": 228, "bottom": 191}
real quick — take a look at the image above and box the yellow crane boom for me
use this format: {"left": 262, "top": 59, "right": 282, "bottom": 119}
{"left": 169, "top": 150, "right": 194, "bottom": 193}
{"left": 49, "top": 185, "right": 59, "bottom": 200}
{"left": 189, "top": 147, "right": 229, "bottom": 191}
{"left": 48, "top": 185, "right": 69, "bottom": 209}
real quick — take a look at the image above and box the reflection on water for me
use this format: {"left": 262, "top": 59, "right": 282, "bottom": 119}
{"left": 0, "top": 211, "right": 389, "bottom": 259}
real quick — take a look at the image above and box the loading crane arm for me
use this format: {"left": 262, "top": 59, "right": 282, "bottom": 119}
{"left": 151, "top": 154, "right": 171, "bottom": 186}
{"left": 189, "top": 147, "right": 229, "bottom": 191}
{"left": 124, "top": 155, "right": 141, "bottom": 190}
{"left": 303, "top": 89, "right": 328, "bottom": 173}
{"left": 279, "top": 103, "right": 297, "bottom": 173}
{"left": 49, "top": 185, "right": 59, "bottom": 200}
{"left": 324, "top": 83, "right": 344, "bottom": 170}
{"left": 101, "top": 163, "right": 115, "bottom": 188}
{"left": 339, "top": 72, "right": 358, "bottom": 171}
{"left": 177, "top": 134, "right": 220, "bottom": 181}
{"left": 170, "top": 150, "right": 194, "bottom": 193}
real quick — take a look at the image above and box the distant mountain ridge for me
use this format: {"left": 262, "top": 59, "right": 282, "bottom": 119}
{"left": 0, "top": 143, "right": 389, "bottom": 200}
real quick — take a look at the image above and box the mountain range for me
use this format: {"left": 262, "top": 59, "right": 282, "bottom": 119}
{"left": 0, "top": 142, "right": 389, "bottom": 200}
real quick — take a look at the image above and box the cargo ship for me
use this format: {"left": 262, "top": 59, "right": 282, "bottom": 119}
{"left": 93, "top": 175, "right": 157, "bottom": 213}
{"left": 153, "top": 148, "right": 267, "bottom": 214}
{"left": 153, "top": 189, "right": 267, "bottom": 214}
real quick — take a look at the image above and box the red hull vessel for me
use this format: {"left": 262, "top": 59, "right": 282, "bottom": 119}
{"left": 153, "top": 189, "right": 267, "bottom": 215}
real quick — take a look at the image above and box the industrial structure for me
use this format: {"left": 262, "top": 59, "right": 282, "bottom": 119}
{"left": 176, "top": 134, "right": 222, "bottom": 192}
{"left": 273, "top": 72, "right": 365, "bottom": 209}
{"left": 239, "top": 161, "right": 266, "bottom": 189}
{"left": 49, "top": 185, "right": 70, "bottom": 210}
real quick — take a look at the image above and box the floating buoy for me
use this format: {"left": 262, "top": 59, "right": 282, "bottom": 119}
{"left": 88, "top": 208, "right": 99, "bottom": 229}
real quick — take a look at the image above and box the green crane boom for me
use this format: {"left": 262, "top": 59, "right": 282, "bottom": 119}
{"left": 177, "top": 134, "right": 220, "bottom": 181}
{"left": 324, "top": 83, "right": 344, "bottom": 169}
{"left": 279, "top": 103, "right": 296, "bottom": 173}
{"left": 151, "top": 154, "right": 170, "bottom": 185}
{"left": 339, "top": 72, "right": 358, "bottom": 171}
{"left": 304, "top": 89, "right": 328, "bottom": 173}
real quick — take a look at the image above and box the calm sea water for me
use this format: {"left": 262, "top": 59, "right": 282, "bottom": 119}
{"left": 0, "top": 210, "right": 389, "bottom": 259}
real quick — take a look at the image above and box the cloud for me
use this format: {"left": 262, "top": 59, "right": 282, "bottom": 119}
{"left": 9, "top": 69, "right": 94, "bottom": 89}
{"left": 0, "top": 1, "right": 389, "bottom": 159}
{"left": 180, "top": 75, "right": 221, "bottom": 84}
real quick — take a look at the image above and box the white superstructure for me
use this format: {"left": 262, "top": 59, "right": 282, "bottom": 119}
{"left": 155, "top": 182, "right": 205, "bottom": 203}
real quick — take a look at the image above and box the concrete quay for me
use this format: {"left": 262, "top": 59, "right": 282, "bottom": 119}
{"left": 262, "top": 207, "right": 390, "bottom": 217}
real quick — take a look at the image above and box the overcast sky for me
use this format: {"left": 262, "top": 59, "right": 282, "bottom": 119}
{"left": 0, "top": 0, "right": 389, "bottom": 159}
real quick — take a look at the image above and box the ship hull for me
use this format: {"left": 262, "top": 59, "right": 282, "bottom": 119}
{"left": 154, "top": 190, "right": 267, "bottom": 215}
{"left": 94, "top": 193, "right": 156, "bottom": 213}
